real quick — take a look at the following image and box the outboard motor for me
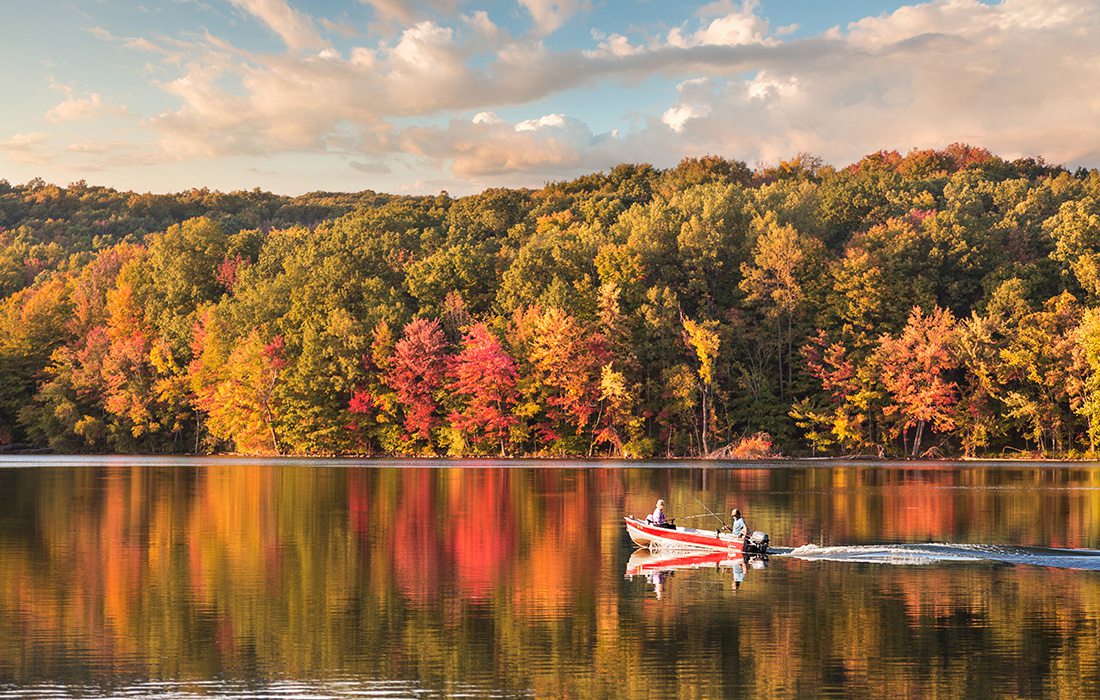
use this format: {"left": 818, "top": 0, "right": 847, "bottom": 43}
{"left": 744, "top": 530, "right": 769, "bottom": 554}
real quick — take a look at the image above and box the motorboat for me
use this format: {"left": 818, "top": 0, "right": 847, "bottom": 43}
{"left": 624, "top": 515, "right": 770, "bottom": 554}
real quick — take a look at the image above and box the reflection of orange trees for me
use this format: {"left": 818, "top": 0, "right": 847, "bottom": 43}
{"left": 853, "top": 565, "right": 1100, "bottom": 696}
{"left": 3, "top": 465, "right": 1100, "bottom": 696}
{"left": 391, "top": 469, "right": 442, "bottom": 603}
{"left": 788, "top": 468, "right": 976, "bottom": 544}
{"left": 445, "top": 468, "right": 515, "bottom": 599}
{"left": 513, "top": 470, "right": 597, "bottom": 617}
{"left": 0, "top": 468, "right": 200, "bottom": 678}
{"left": 880, "top": 469, "right": 957, "bottom": 541}
{"left": 184, "top": 465, "right": 362, "bottom": 676}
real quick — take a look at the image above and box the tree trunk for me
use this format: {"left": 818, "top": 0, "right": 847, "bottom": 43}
{"left": 786, "top": 313, "right": 794, "bottom": 400}
{"left": 701, "top": 386, "right": 710, "bottom": 455}
{"left": 911, "top": 420, "right": 925, "bottom": 458}
{"left": 263, "top": 402, "right": 281, "bottom": 455}
{"left": 776, "top": 318, "right": 784, "bottom": 401}
{"left": 263, "top": 373, "right": 281, "bottom": 455}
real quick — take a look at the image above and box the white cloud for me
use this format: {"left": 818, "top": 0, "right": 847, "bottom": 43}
{"left": 398, "top": 112, "right": 614, "bottom": 179}
{"left": 518, "top": 0, "right": 588, "bottom": 36}
{"left": 662, "top": 77, "right": 713, "bottom": 132}
{"left": 668, "top": 0, "right": 774, "bottom": 48}
{"left": 0, "top": 133, "right": 51, "bottom": 165}
{"left": 472, "top": 111, "right": 502, "bottom": 124}
{"left": 745, "top": 72, "right": 797, "bottom": 101}
{"left": 583, "top": 33, "right": 641, "bottom": 59}
{"left": 46, "top": 92, "right": 105, "bottom": 124}
{"left": 123, "top": 37, "right": 163, "bottom": 52}
{"left": 514, "top": 113, "right": 566, "bottom": 132}
{"left": 581, "top": 2, "right": 775, "bottom": 60}
{"left": 643, "top": 0, "right": 1100, "bottom": 169}
{"left": 43, "top": 81, "right": 127, "bottom": 124}
{"left": 229, "top": 0, "right": 327, "bottom": 51}
{"left": 64, "top": 0, "right": 1100, "bottom": 190}
{"left": 390, "top": 21, "right": 459, "bottom": 74}
{"left": 662, "top": 104, "right": 703, "bottom": 133}
{"left": 463, "top": 10, "right": 500, "bottom": 41}
{"left": 359, "top": 0, "right": 461, "bottom": 26}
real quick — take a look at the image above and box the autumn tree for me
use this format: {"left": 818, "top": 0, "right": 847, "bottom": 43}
{"left": 1070, "top": 308, "right": 1100, "bottom": 454}
{"left": 877, "top": 306, "right": 960, "bottom": 457}
{"left": 346, "top": 320, "right": 401, "bottom": 454}
{"left": 385, "top": 318, "right": 450, "bottom": 447}
{"left": 995, "top": 292, "right": 1082, "bottom": 454}
{"left": 792, "top": 330, "right": 885, "bottom": 454}
{"left": 682, "top": 317, "right": 720, "bottom": 455}
{"left": 446, "top": 323, "right": 518, "bottom": 455}
{"left": 1047, "top": 196, "right": 1100, "bottom": 300}
{"left": 192, "top": 326, "right": 287, "bottom": 454}
{"left": 740, "top": 213, "right": 823, "bottom": 399}
{"left": 592, "top": 362, "right": 645, "bottom": 456}
{"left": 953, "top": 312, "right": 1003, "bottom": 456}
{"left": 520, "top": 307, "right": 607, "bottom": 452}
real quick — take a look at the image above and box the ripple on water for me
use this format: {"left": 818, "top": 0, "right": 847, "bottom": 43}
{"left": 776, "top": 543, "right": 1100, "bottom": 570}
{"left": 0, "top": 678, "right": 534, "bottom": 699}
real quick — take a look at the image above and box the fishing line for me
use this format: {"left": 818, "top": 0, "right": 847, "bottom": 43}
{"left": 687, "top": 492, "right": 728, "bottom": 531}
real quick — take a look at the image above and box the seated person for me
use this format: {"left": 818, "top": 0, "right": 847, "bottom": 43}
{"left": 646, "top": 499, "right": 673, "bottom": 527}
{"left": 730, "top": 508, "right": 747, "bottom": 540}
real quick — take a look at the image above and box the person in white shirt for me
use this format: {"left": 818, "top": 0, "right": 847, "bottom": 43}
{"left": 647, "top": 499, "right": 669, "bottom": 526}
{"left": 730, "top": 508, "right": 746, "bottom": 540}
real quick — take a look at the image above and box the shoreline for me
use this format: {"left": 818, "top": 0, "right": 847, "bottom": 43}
{"left": 1, "top": 454, "right": 1099, "bottom": 468}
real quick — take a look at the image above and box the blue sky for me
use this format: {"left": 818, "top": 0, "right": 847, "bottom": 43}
{"left": 1, "top": 0, "right": 1096, "bottom": 194}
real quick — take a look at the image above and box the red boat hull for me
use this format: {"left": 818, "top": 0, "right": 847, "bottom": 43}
{"left": 624, "top": 516, "right": 745, "bottom": 553}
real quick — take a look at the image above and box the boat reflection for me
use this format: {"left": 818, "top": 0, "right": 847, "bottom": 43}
{"left": 626, "top": 548, "right": 768, "bottom": 597}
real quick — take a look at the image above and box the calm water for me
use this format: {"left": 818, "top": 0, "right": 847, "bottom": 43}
{"left": 1, "top": 457, "right": 1099, "bottom": 698}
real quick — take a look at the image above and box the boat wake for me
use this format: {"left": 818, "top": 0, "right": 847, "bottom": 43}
{"left": 772, "top": 543, "right": 1100, "bottom": 570}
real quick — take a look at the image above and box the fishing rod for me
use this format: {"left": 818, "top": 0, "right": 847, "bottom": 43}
{"left": 687, "top": 492, "right": 728, "bottom": 531}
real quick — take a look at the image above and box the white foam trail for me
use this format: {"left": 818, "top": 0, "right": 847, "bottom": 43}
{"left": 774, "top": 543, "right": 1100, "bottom": 570}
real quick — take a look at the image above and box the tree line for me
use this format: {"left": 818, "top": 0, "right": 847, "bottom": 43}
{"left": 2, "top": 145, "right": 1100, "bottom": 457}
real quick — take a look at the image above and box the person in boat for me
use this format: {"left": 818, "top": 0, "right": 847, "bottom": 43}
{"left": 646, "top": 499, "right": 673, "bottom": 528}
{"left": 730, "top": 508, "right": 747, "bottom": 540}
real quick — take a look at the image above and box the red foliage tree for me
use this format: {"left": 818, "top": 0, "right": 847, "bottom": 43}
{"left": 447, "top": 323, "right": 518, "bottom": 455}
{"left": 804, "top": 330, "right": 857, "bottom": 404}
{"left": 878, "top": 306, "right": 959, "bottom": 457}
{"left": 214, "top": 253, "right": 248, "bottom": 291}
{"left": 385, "top": 318, "right": 449, "bottom": 443}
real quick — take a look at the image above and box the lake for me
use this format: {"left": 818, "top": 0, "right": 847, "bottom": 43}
{"left": 0, "top": 457, "right": 1098, "bottom": 698}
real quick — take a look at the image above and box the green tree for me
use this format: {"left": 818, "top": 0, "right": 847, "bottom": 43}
{"left": 682, "top": 318, "right": 720, "bottom": 455}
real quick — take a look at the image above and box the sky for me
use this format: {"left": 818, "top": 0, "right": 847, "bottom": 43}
{"left": 1, "top": 0, "right": 1097, "bottom": 195}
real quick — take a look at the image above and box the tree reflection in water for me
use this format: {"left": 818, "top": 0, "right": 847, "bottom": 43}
{"left": 0, "top": 462, "right": 1098, "bottom": 697}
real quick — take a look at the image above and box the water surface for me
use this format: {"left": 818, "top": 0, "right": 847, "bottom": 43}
{"left": 1, "top": 458, "right": 1098, "bottom": 697}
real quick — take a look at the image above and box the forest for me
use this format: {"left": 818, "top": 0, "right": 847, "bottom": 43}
{"left": 2, "top": 144, "right": 1100, "bottom": 458}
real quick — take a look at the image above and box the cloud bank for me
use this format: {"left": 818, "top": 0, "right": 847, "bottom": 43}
{"left": 6, "top": 0, "right": 1100, "bottom": 192}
